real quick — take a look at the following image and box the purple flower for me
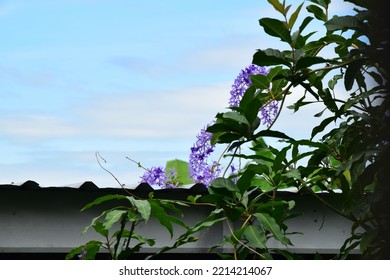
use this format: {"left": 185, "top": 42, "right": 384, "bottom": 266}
{"left": 230, "top": 64, "right": 279, "bottom": 127}
{"left": 78, "top": 246, "right": 87, "bottom": 260}
{"left": 189, "top": 123, "right": 221, "bottom": 186}
{"left": 140, "top": 166, "right": 179, "bottom": 189}
{"left": 229, "top": 64, "right": 268, "bottom": 108}
{"left": 229, "top": 164, "right": 239, "bottom": 183}
{"left": 261, "top": 100, "right": 279, "bottom": 127}
{"left": 165, "top": 168, "right": 180, "bottom": 189}
{"left": 140, "top": 166, "right": 168, "bottom": 188}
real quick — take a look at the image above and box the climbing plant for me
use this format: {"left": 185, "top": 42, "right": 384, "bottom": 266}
{"left": 67, "top": 0, "right": 389, "bottom": 260}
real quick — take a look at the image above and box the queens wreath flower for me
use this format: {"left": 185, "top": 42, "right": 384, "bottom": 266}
{"left": 229, "top": 64, "right": 269, "bottom": 108}
{"left": 188, "top": 122, "right": 221, "bottom": 186}
{"left": 140, "top": 166, "right": 179, "bottom": 189}
{"left": 230, "top": 64, "right": 279, "bottom": 127}
{"left": 139, "top": 64, "right": 278, "bottom": 188}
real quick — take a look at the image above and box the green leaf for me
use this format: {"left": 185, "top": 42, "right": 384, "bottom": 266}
{"left": 298, "top": 16, "right": 314, "bottom": 34}
{"left": 271, "top": 78, "right": 288, "bottom": 96}
{"left": 92, "top": 221, "right": 109, "bottom": 238}
{"left": 150, "top": 210, "right": 225, "bottom": 257}
{"left": 189, "top": 216, "right": 226, "bottom": 234}
{"left": 319, "top": 89, "right": 338, "bottom": 112}
{"left": 299, "top": 81, "right": 319, "bottom": 100}
{"left": 253, "top": 48, "right": 291, "bottom": 67}
{"left": 267, "top": 0, "right": 285, "bottom": 14}
{"left": 211, "top": 131, "right": 243, "bottom": 145}
{"left": 222, "top": 111, "right": 250, "bottom": 126}
{"left": 81, "top": 194, "right": 128, "bottom": 211}
{"left": 284, "top": 169, "right": 301, "bottom": 180}
{"left": 311, "top": 116, "right": 336, "bottom": 139}
{"left": 150, "top": 200, "right": 174, "bottom": 238}
{"left": 243, "top": 225, "right": 267, "bottom": 249}
{"left": 187, "top": 194, "right": 202, "bottom": 203}
{"left": 131, "top": 232, "right": 156, "bottom": 247}
{"left": 344, "top": 60, "right": 363, "bottom": 91}
{"left": 328, "top": 74, "right": 343, "bottom": 90}
{"left": 165, "top": 159, "right": 192, "bottom": 185}
{"left": 288, "top": 3, "right": 304, "bottom": 30}
{"left": 295, "top": 56, "right": 328, "bottom": 70}
{"left": 160, "top": 200, "right": 187, "bottom": 216}
{"left": 252, "top": 177, "right": 274, "bottom": 192}
{"left": 360, "top": 231, "right": 376, "bottom": 253}
{"left": 308, "top": 0, "right": 330, "bottom": 9}
{"left": 103, "top": 209, "right": 127, "bottom": 230}
{"left": 66, "top": 240, "right": 103, "bottom": 260}
{"left": 236, "top": 169, "right": 255, "bottom": 195}
{"left": 250, "top": 74, "right": 270, "bottom": 90}
{"left": 287, "top": 200, "right": 295, "bottom": 210}
{"left": 267, "top": 65, "right": 284, "bottom": 80}
{"left": 306, "top": 4, "right": 327, "bottom": 21}
{"left": 113, "top": 212, "right": 128, "bottom": 259}
{"left": 254, "top": 213, "right": 292, "bottom": 245}
{"left": 209, "top": 178, "right": 237, "bottom": 192}
{"left": 289, "top": 139, "right": 330, "bottom": 151}
{"left": 253, "top": 129, "right": 294, "bottom": 141}
{"left": 207, "top": 115, "right": 248, "bottom": 136}
{"left": 260, "top": 18, "right": 292, "bottom": 44}
{"left": 128, "top": 197, "right": 151, "bottom": 222}
{"left": 325, "top": 15, "right": 364, "bottom": 32}
{"left": 301, "top": 40, "right": 325, "bottom": 56}
{"left": 82, "top": 213, "right": 106, "bottom": 235}
{"left": 284, "top": 4, "right": 292, "bottom": 15}
{"left": 273, "top": 145, "right": 290, "bottom": 171}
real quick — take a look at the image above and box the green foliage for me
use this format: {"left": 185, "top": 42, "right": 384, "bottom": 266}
{"left": 68, "top": 0, "right": 389, "bottom": 260}
{"left": 207, "top": 0, "right": 389, "bottom": 259}
{"left": 67, "top": 194, "right": 189, "bottom": 260}
{"left": 165, "top": 159, "right": 192, "bottom": 185}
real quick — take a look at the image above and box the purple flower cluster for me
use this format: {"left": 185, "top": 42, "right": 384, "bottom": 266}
{"left": 261, "top": 100, "right": 279, "bottom": 127}
{"left": 138, "top": 64, "right": 279, "bottom": 189}
{"left": 189, "top": 123, "right": 221, "bottom": 186}
{"left": 229, "top": 64, "right": 269, "bottom": 107}
{"left": 230, "top": 64, "right": 279, "bottom": 127}
{"left": 140, "top": 167, "right": 178, "bottom": 189}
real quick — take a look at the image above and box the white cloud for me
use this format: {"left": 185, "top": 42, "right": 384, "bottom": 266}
{"left": 79, "top": 83, "right": 231, "bottom": 138}
{"left": 0, "top": 64, "right": 55, "bottom": 88}
{"left": 0, "top": 114, "right": 76, "bottom": 138}
{"left": 183, "top": 41, "right": 258, "bottom": 71}
{"left": 0, "top": 82, "right": 231, "bottom": 140}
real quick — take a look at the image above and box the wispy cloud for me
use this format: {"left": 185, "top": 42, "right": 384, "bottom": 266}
{"left": 107, "top": 56, "right": 164, "bottom": 78}
{"left": 0, "top": 64, "right": 55, "bottom": 88}
{"left": 0, "top": 114, "right": 76, "bottom": 138}
{"left": 78, "top": 83, "right": 231, "bottom": 138}
{"left": 0, "top": 82, "right": 231, "bottom": 140}
{"left": 180, "top": 39, "right": 261, "bottom": 71}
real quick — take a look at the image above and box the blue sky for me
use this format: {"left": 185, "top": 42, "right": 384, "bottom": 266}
{"left": 0, "top": 0, "right": 355, "bottom": 187}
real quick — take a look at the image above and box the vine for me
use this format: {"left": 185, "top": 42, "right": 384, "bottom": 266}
{"left": 67, "top": 0, "right": 389, "bottom": 260}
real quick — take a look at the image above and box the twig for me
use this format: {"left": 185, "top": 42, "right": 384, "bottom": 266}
{"left": 95, "top": 152, "right": 138, "bottom": 197}
{"left": 95, "top": 152, "right": 125, "bottom": 188}
{"left": 225, "top": 217, "right": 266, "bottom": 260}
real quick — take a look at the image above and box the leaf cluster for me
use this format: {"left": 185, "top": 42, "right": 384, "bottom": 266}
{"left": 68, "top": 0, "right": 390, "bottom": 260}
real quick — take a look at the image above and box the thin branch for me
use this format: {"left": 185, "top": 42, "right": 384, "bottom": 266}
{"left": 267, "top": 87, "right": 289, "bottom": 130}
{"left": 126, "top": 156, "right": 148, "bottom": 172}
{"left": 225, "top": 218, "right": 266, "bottom": 260}
{"left": 96, "top": 152, "right": 124, "bottom": 188}
{"left": 95, "top": 152, "right": 136, "bottom": 197}
{"left": 298, "top": 180, "right": 373, "bottom": 231}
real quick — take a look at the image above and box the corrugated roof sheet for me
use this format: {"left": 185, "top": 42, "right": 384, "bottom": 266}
{"left": 0, "top": 180, "right": 210, "bottom": 192}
